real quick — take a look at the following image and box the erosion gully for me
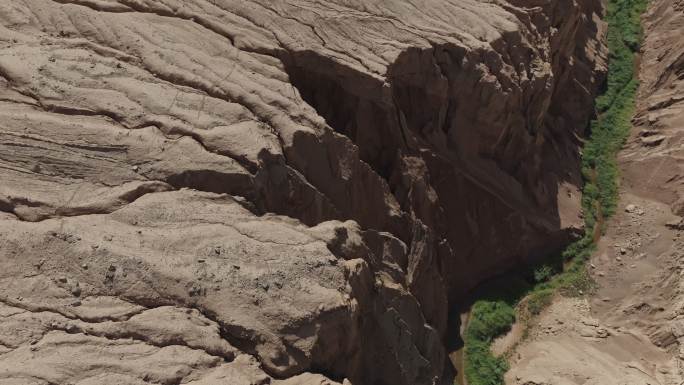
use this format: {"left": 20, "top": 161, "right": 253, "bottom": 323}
{"left": 446, "top": 0, "right": 648, "bottom": 383}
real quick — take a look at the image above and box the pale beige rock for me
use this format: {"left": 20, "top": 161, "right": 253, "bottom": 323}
{"left": 0, "top": 0, "right": 608, "bottom": 384}
{"left": 506, "top": 298, "right": 679, "bottom": 385}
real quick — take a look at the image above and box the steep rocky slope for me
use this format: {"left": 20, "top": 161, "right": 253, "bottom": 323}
{"left": 506, "top": 0, "right": 684, "bottom": 383}
{"left": 0, "top": 1, "right": 607, "bottom": 384}
{"left": 626, "top": 0, "right": 684, "bottom": 208}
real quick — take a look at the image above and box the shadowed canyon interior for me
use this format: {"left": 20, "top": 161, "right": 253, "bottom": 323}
{"left": 0, "top": 0, "right": 682, "bottom": 384}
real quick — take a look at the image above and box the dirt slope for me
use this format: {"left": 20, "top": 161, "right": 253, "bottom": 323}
{"left": 506, "top": 1, "right": 684, "bottom": 383}
{"left": 0, "top": 1, "right": 606, "bottom": 384}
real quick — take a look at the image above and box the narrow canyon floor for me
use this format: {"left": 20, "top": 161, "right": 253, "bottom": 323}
{"left": 3, "top": 0, "right": 684, "bottom": 384}
{"left": 503, "top": 1, "right": 684, "bottom": 381}
{"left": 504, "top": 189, "right": 684, "bottom": 385}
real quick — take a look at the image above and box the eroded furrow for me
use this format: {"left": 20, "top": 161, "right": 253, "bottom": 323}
{"left": 0, "top": 1, "right": 613, "bottom": 384}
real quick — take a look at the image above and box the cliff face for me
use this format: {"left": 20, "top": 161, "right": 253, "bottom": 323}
{"left": 506, "top": 2, "right": 684, "bottom": 382}
{"left": 622, "top": 0, "right": 684, "bottom": 366}
{"left": 625, "top": 0, "right": 684, "bottom": 212}
{"left": 0, "top": 1, "right": 605, "bottom": 384}
{"left": 283, "top": 0, "right": 608, "bottom": 297}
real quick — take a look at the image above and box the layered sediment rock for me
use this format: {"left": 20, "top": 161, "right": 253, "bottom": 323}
{"left": 0, "top": 1, "right": 606, "bottom": 384}
{"left": 620, "top": 0, "right": 684, "bottom": 367}
{"left": 507, "top": 2, "right": 684, "bottom": 383}
{"left": 625, "top": 0, "right": 684, "bottom": 213}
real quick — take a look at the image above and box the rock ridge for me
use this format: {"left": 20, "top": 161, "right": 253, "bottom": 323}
{"left": 0, "top": 1, "right": 607, "bottom": 384}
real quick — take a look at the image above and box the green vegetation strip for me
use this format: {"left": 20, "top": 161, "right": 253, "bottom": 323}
{"left": 462, "top": 1, "right": 648, "bottom": 384}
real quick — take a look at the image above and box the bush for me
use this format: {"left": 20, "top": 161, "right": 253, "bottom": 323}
{"left": 533, "top": 265, "right": 554, "bottom": 283}
{"left": 464, "top": 338, "right": 509, "bottom": 385}
{"left": 467, "top": 301, "right": 516, "bottom": 341}
{"left": 464, "top": 299, "right": 515, "bottom": 385}
{"left": 527, "top": 289, "right": 553, "bottom": 315}
{"left": 585, "top": 0, "right": 648, "bottom": 217}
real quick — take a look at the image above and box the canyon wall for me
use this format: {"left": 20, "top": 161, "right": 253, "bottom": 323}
{"left": 0, "top": 1, "right": 606, "bottom": 384}
{"left": 506, "top": 1, "right": 684, "bottom": 382}
{"left": 625, "top": 0, "right": 684, "bottom": 212}
{"left": 621, "top": 0, "right": 684, "bottom": 367}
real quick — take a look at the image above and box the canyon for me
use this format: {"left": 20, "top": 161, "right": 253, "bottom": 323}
{"left": 0, "top": 0, "right": 680, "bottom": 384}
{"left": 506, "top": 0, "right": 684, "bottom": 383}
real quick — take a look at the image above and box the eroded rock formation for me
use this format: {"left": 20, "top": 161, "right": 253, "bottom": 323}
{"left": 625, "top": 0, "right": 684, "bottom": 212}
{"left": 620, "top": 0, "right": 684, "bottom": 369}
{"left": 0, "top": 1, "right": 606, "bottom": 384}
{"left": 506, "top": 1, "right": 684, "bottom": 383}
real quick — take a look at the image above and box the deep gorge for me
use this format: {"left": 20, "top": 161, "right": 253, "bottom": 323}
{"left": 461, "top": 0, "right": 648, "bottom": 383}
{"left": 0, "top": 1, "right": 657, "bottom": 384}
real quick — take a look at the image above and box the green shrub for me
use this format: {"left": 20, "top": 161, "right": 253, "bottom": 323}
{"left": 464, "top": 299, "right": 515, "bottom": 385}
{"left": 464, "top": 338, "right": 509, "bottom": 385}
{"left": 467, "top": 301, "right": 516, "bottom": 341}
{"left": 585, "top": 0, "right": 648, "bottom": 217}
{"left": 527, "top": 289, "right": 553, "bottom": 315}
{"left": 533, "top": 265, "right": 554, "bottom": 283}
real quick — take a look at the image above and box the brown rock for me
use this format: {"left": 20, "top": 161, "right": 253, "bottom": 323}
{"left": 0, "top": 0, "right": 608, "bottom": 383}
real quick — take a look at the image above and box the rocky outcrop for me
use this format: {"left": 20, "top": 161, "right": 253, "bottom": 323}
{"left": 284, "top": 0, "right": 608, "bottom": 298}
{"left": 0, "top": 1, "right": 606, "bottom": 384}
{"left": 507, "top": 1, "right": 684, "bottom": 383}
{"left": 624, "top": 0, "right": 684, "bottom": 213}
{"left": 620, "top": 0, "right": 684, "bottom": 370}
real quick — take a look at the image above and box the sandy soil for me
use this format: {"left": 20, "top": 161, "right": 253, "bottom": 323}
{"left": 491, "top": 321, "right": 524, "bottom": 357}
{"left": 505, "top": 193, "right": 684, "bottom": 384}
{"left": 467, "top": 195, "right": 684, "bottom": 384}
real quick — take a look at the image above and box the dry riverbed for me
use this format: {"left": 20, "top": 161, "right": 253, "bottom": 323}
{"left": 504, "top": 189, "right": 684, "bottom": 384}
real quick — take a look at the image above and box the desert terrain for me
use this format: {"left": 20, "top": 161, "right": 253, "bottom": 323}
{"left": 0, "top": 0, "right": 681, "bottom": 384}
{"left": 506, "top": 0, "right": 684, "bottom": 383}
